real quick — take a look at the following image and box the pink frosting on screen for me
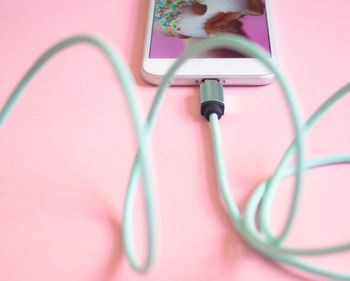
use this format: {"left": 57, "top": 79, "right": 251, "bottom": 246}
{"left": 150, "top": 1, "right": 271, "bottom": 58}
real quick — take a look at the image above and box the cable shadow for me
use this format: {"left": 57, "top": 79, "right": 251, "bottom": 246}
{"left": 98, "top": 210, "right": 123, "bottom": 281}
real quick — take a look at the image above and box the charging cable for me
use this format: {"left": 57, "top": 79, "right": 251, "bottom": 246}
{"left": 1, "top": 34, "right": 350, "bottom": 279}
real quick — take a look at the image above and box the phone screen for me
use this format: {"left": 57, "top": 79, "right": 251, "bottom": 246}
{"left": 149, "top": 0, "right": 271, "bottom": 58}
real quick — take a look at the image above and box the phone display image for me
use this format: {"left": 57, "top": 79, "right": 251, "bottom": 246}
{"left": 142, "top": 0, "right": 275, "bottom": 85}
{"left": 150, "top": 0, "right": 271, "bottom": 58}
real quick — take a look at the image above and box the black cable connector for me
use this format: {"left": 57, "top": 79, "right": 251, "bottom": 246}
{"left": 200, "top": 79, "right": 225, "bottom": 121}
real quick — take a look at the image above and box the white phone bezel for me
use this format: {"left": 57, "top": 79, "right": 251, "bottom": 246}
{"left": 142, "top": 0, "right": 276, "bottom": 85}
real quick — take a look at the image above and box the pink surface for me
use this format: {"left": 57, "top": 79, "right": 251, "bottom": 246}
{"left": 1, "top": 1, "right": 350, "bottom": 281}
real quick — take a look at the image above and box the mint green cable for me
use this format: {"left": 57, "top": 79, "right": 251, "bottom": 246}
{"left": 0, "top": 35, "right": 156, "bottom": 273}
{"left": 1, "top": 34, "right": 350, "bottom": 279}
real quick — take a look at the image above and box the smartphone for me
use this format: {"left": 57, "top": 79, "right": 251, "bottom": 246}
{"left": 142, "top": 0, "right": 275, "bottom": 85}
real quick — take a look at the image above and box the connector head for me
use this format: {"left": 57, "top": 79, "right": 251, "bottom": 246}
{"left": 200, "top": 79, "right": 225, "bottom": 121}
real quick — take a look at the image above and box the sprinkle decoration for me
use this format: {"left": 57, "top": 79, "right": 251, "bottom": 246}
{"left": 155, "top": 0, "right": 194, "bottom": 33}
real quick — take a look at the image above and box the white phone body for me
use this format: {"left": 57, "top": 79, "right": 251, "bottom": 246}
{"left": 142, "top": 0, "right": 275, "bottom": 86}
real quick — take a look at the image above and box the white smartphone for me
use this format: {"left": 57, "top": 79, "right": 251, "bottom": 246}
{"left": 142, "top": 0, "right": 275, "bottom": 85}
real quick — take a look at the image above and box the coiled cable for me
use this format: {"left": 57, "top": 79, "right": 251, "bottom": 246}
{"left": 1, "top": 34, "right": 350, "bottom": 279}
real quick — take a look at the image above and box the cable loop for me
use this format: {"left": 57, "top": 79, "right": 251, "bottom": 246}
{"left": 1, "top": 34, "right": 350, "bottom": 279}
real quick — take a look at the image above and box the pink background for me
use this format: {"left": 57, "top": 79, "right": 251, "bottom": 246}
{"left": 1, "top": 1, "right": 350, "bottom": 281}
